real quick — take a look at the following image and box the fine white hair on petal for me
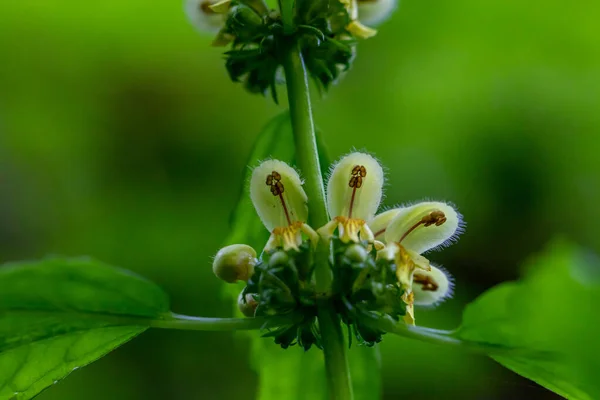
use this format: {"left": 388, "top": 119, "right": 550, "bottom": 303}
{"left": 184, "top": 0, "right": 226, "bottom": 34}
{"left": 413, "top": 264, "right": 454, "bottom": 307}
{"left": 326, "top": 152, "right": 385, "bottom": 221}
{"left": 250, "top": 159, "right": 308, "bottom": 232}
{"left": 358, "top": 0, "right": 399, "bottom": 27}
{"left": 384, "top": 201, "right": 464, "bottom": 254}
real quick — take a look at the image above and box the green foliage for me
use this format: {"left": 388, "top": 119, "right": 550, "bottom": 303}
{"left": 457, "top": 241, "right": 600, "bottom": 400}
{"left": 225, "top": 111, "right": 381, "bottom": 399}
{"left": 0, "top": 258, "right": 170, "bottom": 399}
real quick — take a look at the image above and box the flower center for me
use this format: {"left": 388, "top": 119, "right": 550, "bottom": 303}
{"left": 266, "top": 170, "right": 292, "bottom": 226}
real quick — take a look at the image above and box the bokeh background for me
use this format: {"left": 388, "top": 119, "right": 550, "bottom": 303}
{"left": 1, "top": 0, "right": 598, "bottom": 399}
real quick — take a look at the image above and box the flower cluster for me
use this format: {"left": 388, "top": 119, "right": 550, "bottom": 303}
{"left": 184, "top": 0, "right": 398, "bottom": 99}
{"left": 213, "top": 152, "right": 463, "bottom": 349}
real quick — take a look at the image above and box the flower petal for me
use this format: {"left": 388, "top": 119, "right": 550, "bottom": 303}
{"left": 369, "top": 208, "right": 403, "bottom": 241}
{"left": 250, "top": 160, "right": 308, "bottom": 232}
{"left": 357, "top": 0, "right": 398, "bottom": 27}
{"left": 384, "top": 201, "right": 463, "bottom": 254}
{"left": 184, "top": 0, "right": 228, "bottom": 34}
{"left": 327, "top": 152, "right": 384, "bottom": 221}
{"left": 412, "top": 265, "right": 454, "bottom": 306}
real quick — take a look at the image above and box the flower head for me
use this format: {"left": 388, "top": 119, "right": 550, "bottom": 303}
{"left": 250, "top": 160, "right": 318, "bottom": 252}
{"left": 320, "top": 152, "right": 384, "bottom": 243}
{"left": 374, "top": 201, "right": 463, "bottom": 324}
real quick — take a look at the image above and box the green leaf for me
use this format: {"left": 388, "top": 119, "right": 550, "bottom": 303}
{"left": 225, "top": 112, "right": 380, "bottom": 399}
{"left": 457, "top": 241, "right": 600, "bottom": 400}
{"left": 0, "top": 257, "right": 170, "bottom": 399}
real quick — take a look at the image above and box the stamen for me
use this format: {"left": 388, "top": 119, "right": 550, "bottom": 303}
{"left": 413, "top": 273, "right": 438, "bottom": 292}
{"left": 348, "top": 165, "right": 367, "bottom": 218}
{"left": 373, "top": 228, "right": 386, "bottom": 238}
{"left": 398, "top": 210, "right": 446, "bottom": 243}
{"left": 266, "top": 171, "right": 292, "bottom": 226}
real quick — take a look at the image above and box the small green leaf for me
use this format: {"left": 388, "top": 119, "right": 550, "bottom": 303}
{"left": 457, "top": 241, "right": 600, "bottom": 400}
{"left": 0, "top": 257, "right": 170, "bottom": 399}
{"left": 225, "top": 113, "right": 380, "bottom": 399}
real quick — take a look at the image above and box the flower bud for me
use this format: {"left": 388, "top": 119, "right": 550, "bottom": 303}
{"left": 327, "top": 152, "right": 384, "bottom": 221}
{"left": 344, "top": 243, "right": 368, "bottom": 263}
{"left": 238, "top": 291, "right": 259, "bottom": 317}
{"left": 225, "top": 4, "right": 264, "bottom": 40}
{"left": 250, "top": 160, "right": 308, "bottom": 232}
{"left": 357, "top": 0, "right": 398, "bottom": 27}
{"left": 212, "top": 244, "right": 257, "bottom": 283}
{"left": 184, "top": 0, "right": 230, "bottom": 34}
{"left": 269, "top": 251, "right": 289, "bottom": 268}
{"left": 412, "top": 265, "right": 453, "bottom": 306}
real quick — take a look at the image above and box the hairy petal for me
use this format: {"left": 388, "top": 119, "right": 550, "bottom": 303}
{"left": 250, "top": 160, "right": 308, "bottom": 232}
{"left": 369, "top": 208, "right": 403, "bottom": 241}
{"left": 413, "top": 265, "right": 454, "bottom": 306}
{"left": 384, "top": 201, "right": 463, "bottom": 254}
{"left": 327, "top": 152, "right": 384, "bottom": 221}
{"left": 358, "top": 0, "right": 398, "bottom": 27}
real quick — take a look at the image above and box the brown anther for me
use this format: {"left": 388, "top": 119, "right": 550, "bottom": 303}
{"left": 200, "top": 1, "right": 216, "bottom": 14}
{"left": 421, "top": 210, "right": 447, "bottom": 227}
{"left": 266, "top": 171, "right": 285, "bottom": 196}
{"left": 349, "top": 165, "right": 367, "bottom": 188}
{"left": 413, "top": 273, "right": 439, "bottom": 292}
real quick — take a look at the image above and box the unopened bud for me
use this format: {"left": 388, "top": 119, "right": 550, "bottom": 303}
{"left": 269, "top": 251, "right": 289, "bottom": 268}
{"left": 213, "top": 244, "right": 257, "bottom": 283}
{"left": 345, "top": 243, "right": 368, "bottom": 263}
{"left": 238, "top": 291, "right": 259, "bottom": 317}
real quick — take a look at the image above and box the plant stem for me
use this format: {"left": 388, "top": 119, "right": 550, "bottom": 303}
{"left": 282, "top": 43, "right": 329, "bottom": 229}
{"left": 282, "top": 40, "right": 354, "bottom": 400}
{"left": 150, "top": 313, "right": 291, "bottom": 331}
{"left": 362, "top": 315, "right": 547, "bottom": 358}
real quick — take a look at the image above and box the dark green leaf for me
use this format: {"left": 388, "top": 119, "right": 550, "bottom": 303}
{"left": 457, "top": 241, "right": 600, "bottom": 400}
{"left": 0, "top": 257, "right": 170, "bottom": 399}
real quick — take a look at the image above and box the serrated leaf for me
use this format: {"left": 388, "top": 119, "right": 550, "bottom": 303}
{"left": 225, "top": 113, "right": 380, "bottom": 399}
{"left": 0, "top": 258, "right": 170, "bottom": 399}
{"left": 457, "top": 241, "right": 600, "bottom": 400}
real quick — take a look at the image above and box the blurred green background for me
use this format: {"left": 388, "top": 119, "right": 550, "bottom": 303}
{"left": 1, "top": 0, "right": 598, "bottom": 398}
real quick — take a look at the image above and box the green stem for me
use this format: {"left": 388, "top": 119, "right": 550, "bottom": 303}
{"left": 283, "top": 43, "right": 329, "bottom": 229}
{"left": 150, "top": 313, "right": 290, "bottom": 331}
{"left": 7, "top": 310, "right": 291, "bottom": 332}
{"left": 362, "top": 315, "right": 546, "bottom": 358}
{"left": 282, "top": 40, "right": 354, "bottom": 400}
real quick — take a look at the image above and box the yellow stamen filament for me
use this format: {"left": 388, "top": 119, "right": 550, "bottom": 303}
{"left": 348, "top": 165, "right": 366, "bottom": 218}
{"left": 398, "top": 210, "right": 447, "bottom": 244}
{"left": 266, "top": 171, "right": 292, "bottom": 226}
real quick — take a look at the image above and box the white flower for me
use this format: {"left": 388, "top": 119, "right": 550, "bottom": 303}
{"left": 375, "top": 201, "right": 463, "bottom": 324}
{"left": 184, "top": 0, "right": 231, "bottom": 34}
{"left": 357, "top": 0, "right": 398, "bottom": 27}
{"left": 250, "top": 160, "right": 318, "bottom": 252}
{"left": 320, "top": 152, "right": 385, "bottom": 243}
